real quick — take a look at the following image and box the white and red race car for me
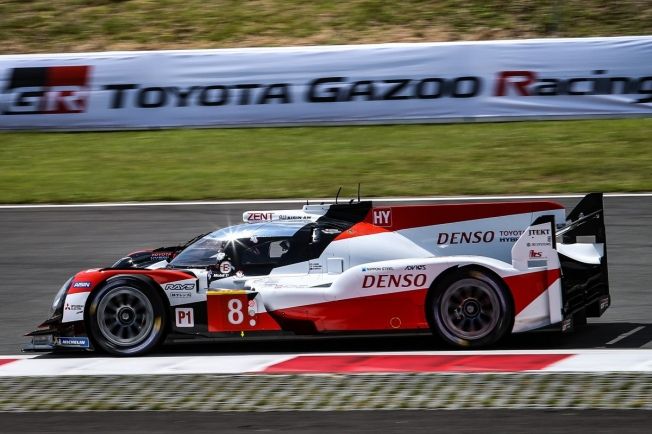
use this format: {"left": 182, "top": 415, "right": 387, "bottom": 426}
{"left": 27, "top": 193, "right": 610, "bottom": 356}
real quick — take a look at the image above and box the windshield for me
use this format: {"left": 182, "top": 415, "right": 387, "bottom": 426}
{"left": 169, "top": 222, "right": 305, "bottom": 270}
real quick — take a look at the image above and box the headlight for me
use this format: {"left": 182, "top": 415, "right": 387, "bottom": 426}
{"left": 50, "top": 277, "right": 73, "bottom": 315}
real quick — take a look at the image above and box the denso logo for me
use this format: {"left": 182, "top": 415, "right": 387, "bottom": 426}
{"left": 362, "top": 273, "right": 427, "bottom": 289}
{"left": 164, "top": 283, "right": 195, "bottom": 291}
{"left": 437, "top": 231, "right": 495, "bottom": 245}
{"left": 3, "top": 66, "right": 91, "bottom": 115}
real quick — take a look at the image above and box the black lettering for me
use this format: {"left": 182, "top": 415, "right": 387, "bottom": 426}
{"left": 347, "top": 80, "right": 375, "bottom": 101}
{"left": 137, "top": 87, "right": 166, "bottom": 108}
{"left": 416, "top": 78, "right": 445, "bottom": 99}
{"left": 532, "top": 79, "right": 560, "bottom": 96}
{"left": 258, "top": 83, "right": 291, "bottom": 104}
{"left": 104, "top": 84, "right": 137, "bottom": 109}
{"left": 567, "top": 78, "right": 591, "bottom": 95}
{"left": 234, "top": 84, "right": 260, "bottom": 105}
{"left": 382, "top": 79, "right": 410, "bottom": 100}
{"left": 608, "top": 77, "right": 633, "bottom": 94}
{"left": 636, "top": 76, "right": 652, "bottom": 103}
{"left": 388, "top": 275, "right": 401, "bottom": 287}
{"left": 451, "top": 76, "right": 480, "bottom": 98}
{"left": 307, "top": 77, "right": 344, "bottom": 102}
{"left": 167, "top": 86, "right": 200, "bottom": 107}
{"left": 437, "top": 233, "right": 449, "bottom": 244}
{"left": 199, "top": 86, "right": 228, "bottom": 106}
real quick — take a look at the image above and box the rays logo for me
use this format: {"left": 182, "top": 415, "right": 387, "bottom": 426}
{"left": 2, "top": 66, "right": 91, "bottom": 115}
{"left": 165, "top": 283, "right": 195, "bottom": 291}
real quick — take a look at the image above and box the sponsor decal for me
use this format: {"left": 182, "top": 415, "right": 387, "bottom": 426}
{"left": 72, "top": 281, "right": 92, "bottom": 288}
{"left": 437, "top": 231, "right": 495, "bottom": 245}
{"left": 498, "top": 230, "right": 525, "bottom": 243}
{"left": 529, "top": 250, "right": 543, "bottom": 258}
{"left": 362, "top": 266, "right": 394, "bottom": 272}
{"left": 104, "top": 83, "right": 292, "bottom": 109}
{"left": 405, "top": 265, "right": 426, "bottom": 271}
{"left": 362, "top": 273, "right": 427, "bottom": 289}
{"left": 308, "top": 262, "right": 323, "bottom": 271}
{"left": 3, "top": 66, "right": 91, "bottom": 115}
{"left": 528, "top": 228, "right": 551, "bottom": 236}
{"left": 64, "top": 303, "right": 84, "bottom": 311}
{"left": 277, "top": 214, "right": 312, "bottom": 221}
{"left": 235, "top": 270, "right": 245, "bottom": 278}
{"left": 151, "top": 251, "right": 173, "bottom": 260}
{"left": 57, "top": 336, "right": 90, "bottom": 348}
{"left": 164, "top": 283, "right": 195, "bottom": 291}
{"left": 247, "top": 212, "right": 272, "bottom": 222}
{"left": 175, "top": 308, "right": 194, "bottom": 327}
{"left": 372, "top": 208, "right": 392, "bottom": 227}
{"left": 494, "top": 69, "right": 652, "bottom": 104}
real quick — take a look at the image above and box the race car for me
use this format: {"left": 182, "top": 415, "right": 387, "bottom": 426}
{"left": 26, "top": 193, "right": 610, "bottom": 356}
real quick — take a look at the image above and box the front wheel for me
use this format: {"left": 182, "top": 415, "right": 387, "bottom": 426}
{"left": 87, "top": 279, "right": 167, "bottom": 356}
{"left": 429, "top": 269, "right": 512, "bottom": 348}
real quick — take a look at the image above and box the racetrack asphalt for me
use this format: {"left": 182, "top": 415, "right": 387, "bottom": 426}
{"left": 1, "top": 410, "right": 650, "bottom": 433}
{"left": 0, "top": 195, "right": 650, "bottom": 355}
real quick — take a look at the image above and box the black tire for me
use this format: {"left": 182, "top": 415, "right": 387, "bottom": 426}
{"left": 87, "top": 279, "right": 167, "bottom": 356}
{"left": 428, "top": 268, "right": 512, "bottom": 348}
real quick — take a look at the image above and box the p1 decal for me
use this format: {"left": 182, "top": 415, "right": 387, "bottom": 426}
{"left": 3, "top": 66, "right": 91, "bottom": 115}
{"left": 175, "top": 308, "right": 194, "bottom": 327}
{"left": 372, "top": 208, "right": 392, "bottom": 227}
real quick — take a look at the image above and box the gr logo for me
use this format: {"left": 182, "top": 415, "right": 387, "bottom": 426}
{"left": 3, "top": 66, "right": 91, "bottom": 115}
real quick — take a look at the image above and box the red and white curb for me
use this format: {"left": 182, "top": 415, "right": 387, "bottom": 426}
{"left": 1, "top": 350, "right": 652, "bottom": 377}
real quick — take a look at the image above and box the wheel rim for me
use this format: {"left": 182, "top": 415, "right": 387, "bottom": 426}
{"left": 438, "top": 278, "right": 501, "bottom": 341}
{"left": 96, "top": 286, "right": 154, "bottom": 347}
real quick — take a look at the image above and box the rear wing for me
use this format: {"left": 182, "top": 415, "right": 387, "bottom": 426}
{"left": 511, "top": 193, "right": 610, "bottom": 327}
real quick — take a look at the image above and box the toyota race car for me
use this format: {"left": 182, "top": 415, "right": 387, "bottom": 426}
{"left": 26, "top": 193, "right": 610, "bottom": 356}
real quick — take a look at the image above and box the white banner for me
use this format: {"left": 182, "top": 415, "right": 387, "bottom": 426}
{"left": 1, "top": 36, "right": 651, "bottom": 130}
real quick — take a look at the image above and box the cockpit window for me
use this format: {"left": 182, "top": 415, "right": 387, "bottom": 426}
{"left": 169, "top": 222, "right": 303, "bottom": 269}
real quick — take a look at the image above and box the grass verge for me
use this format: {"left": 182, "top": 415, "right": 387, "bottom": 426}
{"left": 1, "top": 118, "right": 651, "bottom": 203}
{"left": 1, "top": 0, "right": 651, "bottom": 54}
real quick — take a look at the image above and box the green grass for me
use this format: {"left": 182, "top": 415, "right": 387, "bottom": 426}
{"left": 1, "top": 0, "right": 650, "bottom": 54}
{"left": 1, "top": 118, "right": 650, "bottom": 203}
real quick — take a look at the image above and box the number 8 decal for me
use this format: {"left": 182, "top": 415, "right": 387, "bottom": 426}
{"left": 227, "top": 298, "right": 244, "bottom": 325}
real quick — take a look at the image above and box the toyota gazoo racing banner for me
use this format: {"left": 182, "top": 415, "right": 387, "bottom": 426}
{"left": 0, "top": 36, "right": 651, "bottom": 130}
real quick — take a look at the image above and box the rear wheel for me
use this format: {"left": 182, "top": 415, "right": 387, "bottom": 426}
{"left": 429, "top": 269, "right": 512, "bottom": 348}
{"left": 87, "top": 279, "right": 166, "bottom": 356}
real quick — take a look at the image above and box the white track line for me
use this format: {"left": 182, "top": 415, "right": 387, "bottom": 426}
{"left": 1, "top": 193, "right": 651, "bottom": 209}
{"left": 4, "top": 349, "right": 652, "bottom": 376}
{"left": 605, "top": 326, "right": 646, "bottom": 345}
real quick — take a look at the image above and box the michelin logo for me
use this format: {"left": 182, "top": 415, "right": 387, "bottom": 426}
{"left": 57, "top": 337, "right": 90, "bottom": 348}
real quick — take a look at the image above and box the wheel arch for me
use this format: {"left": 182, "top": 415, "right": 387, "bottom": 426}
{"left": 425, "top": 263, "right": 515, "bottom": 334}
{"left": 84, "top": 274, "right": 171, "bottom": 354}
